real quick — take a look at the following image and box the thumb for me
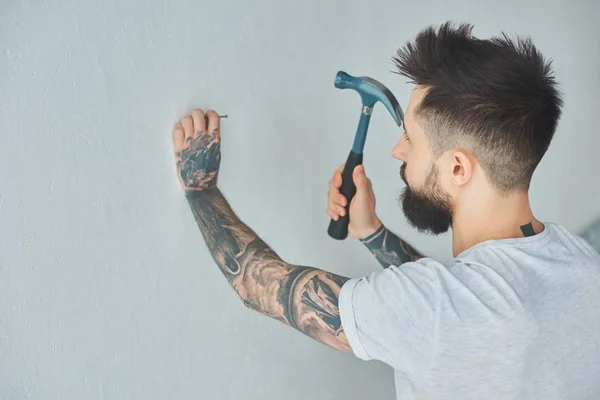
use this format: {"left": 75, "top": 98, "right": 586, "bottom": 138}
{"left": 353, "top": 165, "right": 369, "bottom": 190}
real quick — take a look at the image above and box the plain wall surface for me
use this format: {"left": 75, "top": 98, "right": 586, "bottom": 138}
{"left": 1, "top": 0, "right": 599, "bottom": 398}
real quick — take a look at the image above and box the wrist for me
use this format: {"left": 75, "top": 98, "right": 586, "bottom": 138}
{"left": 358, "top": 218, "right": 384, "bottom": 242}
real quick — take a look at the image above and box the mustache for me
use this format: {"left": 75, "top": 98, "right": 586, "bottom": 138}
{"left": 400, "top": 164, "right": 407, "bottom": 184}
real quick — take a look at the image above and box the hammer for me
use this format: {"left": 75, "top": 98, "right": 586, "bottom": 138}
{"left": 327, "top": 71, "right": 404, "bottom": 240}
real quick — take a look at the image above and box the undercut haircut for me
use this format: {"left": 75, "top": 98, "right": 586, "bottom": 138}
{"left": 393, "top": 22, "right": 563, "bottom": 192}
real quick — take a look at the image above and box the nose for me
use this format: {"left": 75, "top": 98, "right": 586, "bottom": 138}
{"left": 392, "top": 133, "right": 408, "bottom": 161}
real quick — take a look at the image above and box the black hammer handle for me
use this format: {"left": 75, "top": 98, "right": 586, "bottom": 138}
{"left": 327, "top": 150, "right": 363, "bottom": 240}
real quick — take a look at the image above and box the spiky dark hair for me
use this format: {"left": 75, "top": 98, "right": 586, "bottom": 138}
{"left": 393, "top": 22, "right": 563, "bottom": 192}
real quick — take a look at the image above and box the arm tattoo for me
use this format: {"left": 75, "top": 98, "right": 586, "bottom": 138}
{"left": 186, "top": 188, "right": 352, "bottom": 353}
{"left": 360, "top": 223, "right": 424, "bottom": 268}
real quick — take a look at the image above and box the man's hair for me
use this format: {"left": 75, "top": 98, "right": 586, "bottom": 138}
{"left": 393, "top": 22, "right": 563, "bottom": 192}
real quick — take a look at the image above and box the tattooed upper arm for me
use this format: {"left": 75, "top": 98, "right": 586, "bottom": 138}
{"left": 279, "top": 266, "right": 352, "bottom": 354}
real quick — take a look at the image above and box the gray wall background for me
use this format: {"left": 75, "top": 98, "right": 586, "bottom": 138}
{"left": 1, "top": 0, "right": 599, "bottom": 399}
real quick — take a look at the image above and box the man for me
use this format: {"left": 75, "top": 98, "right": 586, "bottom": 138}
{"left": 171, "top": 22, "right": 600, "bottom": 399}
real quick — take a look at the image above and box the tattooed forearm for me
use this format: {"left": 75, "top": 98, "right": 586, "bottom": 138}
{"left": 360, "top": 223, "right": 424, "bottom": 268}
{"left": 186, "top": 188, "right": 352, "bottom": 353}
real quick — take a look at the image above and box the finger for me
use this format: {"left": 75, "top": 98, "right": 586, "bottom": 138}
{"left": 205, "top": 110, "right": 220, "bottom": 133}
{"left": 353, "top": 165, "right": 368, "bottom": 190}
{"left": 173, "top": 123, "right": 184, "bottom": 153}
{"left": 327, "top": 209, "right": 339, "bottom": 221}
{"left": 327, "top": 207, "right": 345, "bottom": 219}
{"left": 181, "top": 116, "right": 194, "bottom": 143}
{"left": 334, "top": 168, "right": 343, "bottom": 188}
{"left": 191, "top": 109, "right": 206, "bottom": 137}
{"left": 205, "top": 110, "right": 221, "bottom": 142}
{"left": 329, "top": 178, "right": 336, "bottom": 193}
{"left": 329, "top": 187, "right": 344, "bottom": 204}
{"left": 328, "top": 199, "right": 346, "bottom": 215}
{"left": 329, "top": 174, "right": 342, "bottom": 192}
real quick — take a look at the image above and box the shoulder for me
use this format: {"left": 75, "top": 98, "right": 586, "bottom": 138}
{"left": 340, "top": 258, "right": 450, "bottom": 313}
{"left": 549, "top": 222, "right": 600, "bottom": 259}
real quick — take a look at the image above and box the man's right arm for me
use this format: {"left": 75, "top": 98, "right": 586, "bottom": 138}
{"left": 326, "top": 164, "right": 423, "bottom": 267}
{"left": 359, "top": 223, "right": 424, "bottom": 268}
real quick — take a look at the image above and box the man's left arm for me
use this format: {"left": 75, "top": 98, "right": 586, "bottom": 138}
{"left": 173, "top": 108, "right": 352, "bottom": 353}
{"left": 186, "top": 187, "right": 352, "bottom": 354}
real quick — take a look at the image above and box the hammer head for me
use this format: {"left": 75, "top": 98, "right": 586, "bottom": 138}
{"left": 334, "top": 71, "right": 404, "bottom": 127}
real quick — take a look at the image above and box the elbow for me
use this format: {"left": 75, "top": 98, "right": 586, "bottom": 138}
{"left": 231, "top": 279, "right": 261, "bottom": 311}
{"left": 240, "top": 296, "right": 252, "bottom": 309}
{"left": 236, "top": 288, "right": 274, "bottom": 317}
{"left": 237, "top": 291, "right": 256, "bottom": 311}
{"left": 240, "top": 296, "right": 263, "bottom": 314}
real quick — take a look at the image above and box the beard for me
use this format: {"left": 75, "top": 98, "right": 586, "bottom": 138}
{"left": 398, "top": 164, "right": 453, "bottom": 235}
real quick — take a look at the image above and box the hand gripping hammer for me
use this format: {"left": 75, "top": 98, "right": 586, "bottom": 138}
{"left": 327, "top": 71, "right": 404, "bottom": 240}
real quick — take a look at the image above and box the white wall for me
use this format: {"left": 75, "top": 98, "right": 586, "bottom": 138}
{"left": 1, "top": 0, "right": 598, "bottom": 398}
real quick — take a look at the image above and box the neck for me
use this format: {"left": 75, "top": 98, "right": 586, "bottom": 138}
{"left": 451, "top": 189, "right": 545, "bottom": 257}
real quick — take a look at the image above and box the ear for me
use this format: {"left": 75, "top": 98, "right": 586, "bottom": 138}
{"left": 449, "top": 150, "right": 473, "bottom": 187}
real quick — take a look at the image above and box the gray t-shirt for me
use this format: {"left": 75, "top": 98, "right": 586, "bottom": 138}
{"left": 339, "top": 222, "right": 600, "bottom": 399}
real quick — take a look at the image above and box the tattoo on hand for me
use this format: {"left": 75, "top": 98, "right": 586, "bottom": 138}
{"left": 176, "top": 130, "right": 221, "bottom": 192}
{"left": 360, "top": 224, "right": 423, "bottom": 268}
{"left": 187, "top": 188, "right": 352, "bottom": 353}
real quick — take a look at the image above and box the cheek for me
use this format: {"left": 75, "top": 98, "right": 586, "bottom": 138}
{"left": 405, "top": 153, "right": 427, "bottom": 185}
{"left": 437, "top": 166, "right": 455, "bottom": 195}
{"left": 405, "top": 166, "right": 423, "bottom": 189}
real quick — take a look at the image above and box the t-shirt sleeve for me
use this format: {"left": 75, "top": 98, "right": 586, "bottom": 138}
{"left": 339, "top": 259, "right": 441, "bottom": 379}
